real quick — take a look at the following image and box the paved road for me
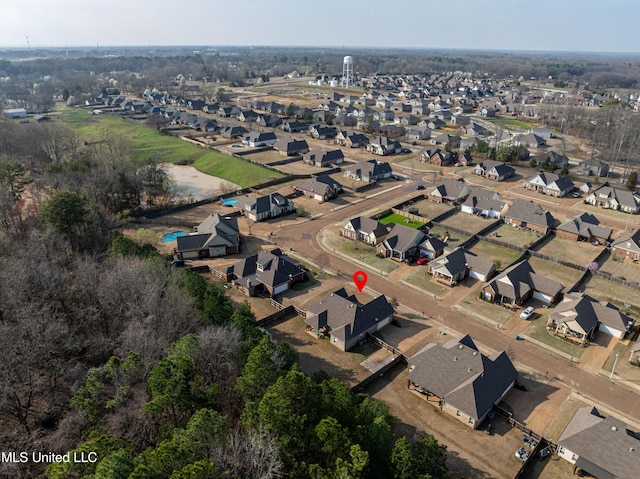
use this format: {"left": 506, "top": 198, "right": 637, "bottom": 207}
{"left": 276, "top": 185, "right": 640, "bottom": 424}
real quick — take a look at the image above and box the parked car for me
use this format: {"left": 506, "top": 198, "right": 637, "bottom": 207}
{"left": 572, "top": 192, "right": 581, "bottom": 198}
{"left": 520, "top": 306, "right": 535, "bottom": 320}
{"left": 416, "top": 184, "right": 426, "bottom": 190}
{"left": 416, "top": 257, "right": 429, "bottom": 265}
{"left": 454, "top": 162, "right": 462, "bottom": 167}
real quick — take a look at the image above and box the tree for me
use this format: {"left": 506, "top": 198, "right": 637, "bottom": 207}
{"left": 391, "top": 434, "right": 450, "bottom": 479}
{"left": 285, "top": 103, "right": 296, "bottom": 117}
{"left": 0, "top": 158, "right": 32, "bottom": 200}
{"left": 316, "top": 253, "right": 330, "bottom": 274}
{"left": 627, "top": 170, "right": 637, "bottom": 191}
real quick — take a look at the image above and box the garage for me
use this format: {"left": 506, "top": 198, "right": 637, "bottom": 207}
{"left": 273, "top": 282, "right": 289, "bottom": 295}
{"left": 532, "top": 291, "right": 554, "bottom": 305}
{"left": 598, "top": 323, "right": 625, "bottom": 340}
{"left": 468, "top": 270, "right": 486, "bottom": 281}
{"left": 207, "top": 246, "right": 226, "bottom": 258}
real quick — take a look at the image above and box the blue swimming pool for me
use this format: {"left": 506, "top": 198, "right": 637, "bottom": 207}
{"left": 161, "top": 230, "right": 187, "bottom": 243}
{"left": 221, "top": 198, "right": 238, "bottom": 206}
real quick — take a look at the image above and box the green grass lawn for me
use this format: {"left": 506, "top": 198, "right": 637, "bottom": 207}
{"left": 486, "top": 117, "right": 536, "bottom": 131}
{"left": 378, "top": 212, "right": 425, "bottom": 229}
{"left": 57, "top": 106, "right": 283, "bottom": 187}
{"left": 458, "top": 294, "right": 515, "bottom": 324}
{"left": 524, "top": 309, "right": 585, "bottom": 359}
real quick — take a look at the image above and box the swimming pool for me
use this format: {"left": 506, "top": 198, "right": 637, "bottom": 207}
{"left": 221, "top": 198, "right": 238, "bottom": 206}
{"left": 161, "top": 230, "right": 187, "bottom": 243}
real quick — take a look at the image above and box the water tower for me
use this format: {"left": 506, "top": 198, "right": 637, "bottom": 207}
{"left": 342, "top": 55, "right": 353, "bottom": 88}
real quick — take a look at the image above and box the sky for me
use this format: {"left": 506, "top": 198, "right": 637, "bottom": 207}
{"left": 0, "top": 0, "right": 638, "bottom": 53}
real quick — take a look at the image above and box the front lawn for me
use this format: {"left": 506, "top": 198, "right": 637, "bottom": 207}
{"left": 402, "top": 270, "right": 449, "bottom": 298}
{"left": 377, "top": 212, "right": 425, "bottom": 229}
{"left": 524, "top": 309, "right": 585, "bottom": 360}
{"left": 322, "top": 230, "right": 399, "bottom": 274}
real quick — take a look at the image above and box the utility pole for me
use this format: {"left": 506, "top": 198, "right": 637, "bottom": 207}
{"left": 609, "top": 352, "right": 619, "bottom": 380}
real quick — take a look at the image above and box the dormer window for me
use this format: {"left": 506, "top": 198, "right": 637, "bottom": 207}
{"left": 257, "top": 262, "right": 264, "bottom": 272}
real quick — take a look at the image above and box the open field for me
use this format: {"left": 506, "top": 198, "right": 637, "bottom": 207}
{"left": 56, "top": 106, "right": 283, "bottom": 187}
{"left": 322, "top": 229, "right": 399, "bottom": 274}
{"left": 438, "top": 212, "right": 497, "bottom": 234}
{"left": 527, "top": 256, "right": 585, "bottom": 291}
{"left": 487, "top": 223, "right": 545, "bottom": 249}
{"left": 468, "top": 240, "right": 524, "bottom": 269}
{"left": 599, "top": 254, "right": 640, "bottom": 285}
{"left": 378, "top": 212, "right": 425, "bottom": 229}
{"left": 533, "top": 234, "right": 602, "bottom": 267}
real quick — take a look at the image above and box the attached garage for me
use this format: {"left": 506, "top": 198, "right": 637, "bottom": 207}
{"left": 598, "top": 323, "right": 626, "bottom": 340}
{"left": 532, "top": 291, "right": 554, "bottom": 305}
{"left": 468, "top": 269, "right": 487, "bottom": 281}
{"left": 273, "top": 282, "right": 289, "bottom": 295}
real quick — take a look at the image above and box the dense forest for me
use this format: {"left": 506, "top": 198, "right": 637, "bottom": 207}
{"left": 0, "top": 116, "right": 450, "bottom": 478}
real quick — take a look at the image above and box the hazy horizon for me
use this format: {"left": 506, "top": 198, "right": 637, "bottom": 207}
{"left": 1, "top": 0, "right": 639, "bottom": 54}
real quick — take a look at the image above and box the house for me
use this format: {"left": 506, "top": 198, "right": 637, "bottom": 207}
{"left": 175, "top": 214, "right": 240, "bottom": 260}
{"left": 472, "top": 160, "right": 515, "bottom": 181}
{"left": 304, "top": 288, "right": 395, "bottom": 351}
{"left": 242, "top": 131, "right": 278, "bottom": 147}
{"left": 293, "top": 176, "right": 342, "bottom": 203}
{"left": 547, "top": 292, "right": 632, "bottom": 345}
{"left": 513, "top": 132, "right": 546, "bottom": 148}
{"left": 225, "top": 249, "right": 305, "bottom": 297}
{"left": 273, "top": 137, "right": 309, "bottom": 156}
{"left": 405, "top": 127, "right": 431, "bottom": 141}
{"left": 523, "top": 172, "right": 575, "bottom": 197}
{"left": 534, "top": 150, "right": 570, "bottom": 170}
{"left": 366, "top": 136, "right": 402, "bottom": 156}
{"left": 418, "top": 235, "right": 447, "bottom": 260}
{"left": 586, "top": 184, "right": 640, "bottom": 213}
{"left": 407, "top": 334, "right": 517, "bottom": 429}
{"left": 557, "top": 406, "right": 640, "bottom": 479}
{"left": 482, "top": 260, "right": 563, "bottom": 306}
{"left": 303, "top": 149, "right": 345, "bottom": 167}
{"left": 218, "top": 106, "right": 240, "bottom": 118}
{"left": 309, "top": 124, "right": 338, "bottom": 140}
{"left": 341, "top": 216, "right": 389, "bottom": 245}
{"left": 577, "top": 157, "right": 609, "bottom": 177}
{"left": 630, "top": 338, "right": 640, "bottom": 365}
{"left": 234, "top": 193, "right": 295, "bottom": 222}
{"left": 504, "top": 199, "right": 555, "bottom": 234}
{"left": 418, "top": 147, "right": 455, "bottom": 167}
{"left": 343, "top": 160, "right": 393, "bottom": 182}
{"left": 281, "top": 119, "right": 309, "bottom": 133}
{"left": 376, "top": 224, "right": 426, "bottom": 261}
{"left": 431, "top": 133, "right": 461, "bottom": 149}
{"left": 610, "top": 229, "right": 640, "bottom": 263}
{"left": 461, "top": 188, "right": 506, "bottom": 219}
{"left": 427, "top": 179, "right": 471, "bottom": 204}
{"left": 555, "top": 213, "right": 612, "bottom": 244}
{"left": 429, "top": 248, "right": 497, "bottom": 284}
{"left": 336, "top": 130, "right": 370, "bottom": 148}
{"left": 256, "top": 114, "right": 282, "bottom": 128}
{"left": 220, "top": 125, "right": 249, "bottom": 139}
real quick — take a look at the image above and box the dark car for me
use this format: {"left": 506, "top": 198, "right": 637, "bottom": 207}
{"left": 416, "top": 184, "right": 426, "bottom": 190}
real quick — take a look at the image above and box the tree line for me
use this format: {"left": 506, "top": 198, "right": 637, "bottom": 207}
{"left": 0, "top": 112, "right": 450, "bottom": 478}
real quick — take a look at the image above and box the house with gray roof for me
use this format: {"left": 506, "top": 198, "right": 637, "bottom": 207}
{"left": 234, "top": 193, "right": 295, "bottom": 222}
{"left": 461, "top": 188, "right": 506, "bottom": 219}
{"left": 376, "top": 224, "right": 426, "bottom": 261}
{"left": 428, "top": 178, "right": 472, "bottom": 204}
{"left": 556, "top": 213, "right": 612, "bottom": 244}
{"left": 472, "top": 160, "right": 515, "bottom": 182}
{"left": 504, "top": 199, "right": 555, "bottom": 234}
{"left": 341, "top": 216, "right": 389, "bottom": 245}
{"left": 557, "top": 407, "right": 640, "bottom": 479}
{"left": 430, "top": 248, "right": 497, "bottom": 284}
{"left": 274, "top": 137, "right": 309, "bottom": 156}
{"left": 407, "top": 334, "right": 518, "bottom": 429}
{"left": 366, "top": 136, "right": 402, "bottom": 156}
{"left": 305, "top": 288, "right": 395, "bottom": 351}
{"left": 586, "top": 184, "right": 640, "bottom": 214}
{"left": 343, "top": 159, "right": 393, "bottom": 182}
{"left": 220, "top": 125, "right": 249, "bottom": 139}
{"left": 418, "top": 235, "right": 447, "bottom": 260}
{"left": 577, "top": 157, "right": 609, "bottom": 178}
{"left": 175, "top": 214, "right": 240, "bottom": 260}
{"left": 336, "top": 130, "right": 370, "bottom": 148}
{"left": 482, "top": 259, "right": 563, "bottom": 306}
{"left": 523, "top": 172, "right": 575, "bottom": 197}
{"left": 548, "top": 292, "right": 631, "bottom": 345}
{"left": 303, "top": 149, "right": 344, "bottom": 167}
{"left": 611, "top": 229, "right": 640, "bottom": 263}
{"left": 513, "top": 132, "right": 546, "bottom": 148}
{"left": 534, "top": 150, "right": 570, "bottom": 170}
{"left": 242, "top": 130, "right": 277, "bottom": 147}
{"left": 293, "top": 175, "right": 342, "bottom": 203}
{"left": 224, "top": 248, "right": 306, "bottom": 297}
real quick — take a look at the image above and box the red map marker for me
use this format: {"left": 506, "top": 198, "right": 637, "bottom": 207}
{"left": 353, "top": 270, "right": 368, "bottom": 292}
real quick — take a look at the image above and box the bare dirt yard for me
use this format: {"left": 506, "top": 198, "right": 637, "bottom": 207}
{"left": 532, "top": 234, "right": 603, "bottom": 267}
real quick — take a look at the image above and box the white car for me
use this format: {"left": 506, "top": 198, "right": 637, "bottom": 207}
{"left": 520, "top": 306, "right": 535, "bottom": 320}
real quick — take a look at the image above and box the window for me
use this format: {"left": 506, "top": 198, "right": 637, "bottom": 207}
{"left": 456, "top": 410, "right": 461, "bottom": 417}
{"left": 468, "top": 417, "right": 475, "bottom": 425}
{"left": 571, "top": 453, "right": 579, "bottom": 461}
